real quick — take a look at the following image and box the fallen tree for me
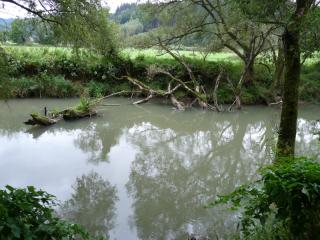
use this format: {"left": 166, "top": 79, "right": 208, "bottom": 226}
{"left": 124, "top": 75, "right": 185, "bottom": 110}
{"left": 119, "top": 38, "right": 244, "bottom": 112}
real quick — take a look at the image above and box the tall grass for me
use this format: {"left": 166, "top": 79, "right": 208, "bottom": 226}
{"left": 121, "top": 48, "right": 240, "bottom": 63}
{"left": 4, "top": 45, "right": 103, "bottom": 71}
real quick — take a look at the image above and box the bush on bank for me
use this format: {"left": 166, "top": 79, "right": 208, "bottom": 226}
{"left": 3, "top": 46, "right": 320, "bottom": 104}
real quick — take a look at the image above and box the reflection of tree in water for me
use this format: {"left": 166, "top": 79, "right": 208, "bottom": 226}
{"left": 296, "top": 119, "right": 320, "bottom": 159}
{"left": 73, "top": 111, "right": 138, "bottom": 163}
{"left": 125, "top": 109, "right": 319, "bottom": 239}
{"left": 59, "top": 172, "right": 118, "bottom": 239}
{"left": 74, "top": 123, "right": 111, "bottom": 163}
{"left": 125, "top": 112, "right": 278, "bottom": 240}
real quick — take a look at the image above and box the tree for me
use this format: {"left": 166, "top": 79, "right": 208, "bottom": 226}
{"left": 60, "top": 172, "right": 118, "bottom": 239}
{"left": 226, "top": 0, "right": 319, "bottom": 157}
{"left": 9, "top": 18, "right": 33, "bottom": 43}
{"left": 144, "top": 1, "right": 274, "bottom": 92}
{"left": 32, "top": 19, "right": 56, "bottom": 44}
{"left": 277, "top": 0, "right": 317, "bottom": 157}
{"left": 0, "top": 0, "right": 117, "bottom": 54}
{"left": 300, "top": 7, "right": 320, "bottom": 62}
{"left": 111, "top": 3, "right": 139, "bottom": 24}
{"left": 0, "top": 31, "right": 9, "bottom": 42}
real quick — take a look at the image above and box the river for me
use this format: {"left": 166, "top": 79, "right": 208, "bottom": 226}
{"left": 0, "top": 98, "right": 319, "bottom": 240}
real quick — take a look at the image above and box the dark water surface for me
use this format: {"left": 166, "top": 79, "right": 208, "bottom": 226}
{"left": 0, "top": 99, "right": 319, "bottom": 239}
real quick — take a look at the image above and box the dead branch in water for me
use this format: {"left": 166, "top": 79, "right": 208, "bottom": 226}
{"left": 212, "top": 69, "right": 224, "bottom": 112}
{"left": 158, "top": 39, "right": 209, "bottom": 109}
{"left": 226, "top": 74, "right": 242, "bottom": 112}
{"left": 124, "top": 76, "right": 184, "bottom": 109}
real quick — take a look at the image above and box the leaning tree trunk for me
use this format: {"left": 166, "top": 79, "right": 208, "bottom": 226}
{"left": 276, "top": 0, "right": 312, "bottom": 158}
{"left": 242, "top": 51, "right": 255, "bottom": 85}
{"left": 232, "top": 55, "right": 256, "bottom": 110}
{"left": 243, "top": 59, "right": 254, "bottom": 85}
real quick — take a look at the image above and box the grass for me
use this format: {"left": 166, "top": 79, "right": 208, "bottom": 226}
{"left": 4, "top": 44, "right": 238, "bottom": 59}
{"left": 5, "top": 45, "right": 318, "bottom": 64}
{"left": 121, "top": 48, "right": 240, "bottom": 62}
{"left": 4, "top": 45, "right": 103, "bottom": 68}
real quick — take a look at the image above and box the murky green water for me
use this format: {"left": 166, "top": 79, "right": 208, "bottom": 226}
{"left": 0, "top": 99, "right": 319, "bottom": 239}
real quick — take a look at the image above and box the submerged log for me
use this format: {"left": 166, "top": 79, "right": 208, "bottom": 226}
{"left": 24, "top": 113, "right": 57, "bottom": 126}
{"left": 170, "top": 95, "right": 185, "bottom": 111}
{"left": 62, "top": 109, "right": 97, "bottom": 120}
{"left": 24, "top": 97, "right": 101, "bottom": 126}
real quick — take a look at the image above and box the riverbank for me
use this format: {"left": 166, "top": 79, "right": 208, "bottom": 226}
{"left": 3, "top": 46, "right": 320, "bottom": 105}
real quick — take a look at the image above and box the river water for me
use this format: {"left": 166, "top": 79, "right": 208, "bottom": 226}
{"left": 0, "top": 99, "right": 319, "bottom": 240}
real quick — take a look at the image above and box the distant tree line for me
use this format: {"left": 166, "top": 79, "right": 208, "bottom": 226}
{"left": 0, "top": 18, "right": 55, "bottom": 44}
{"left": 0, "top": 3, "right": 152, "bottom": 45}
{"left": 111, "top": 3, "right": 159, "bottom": 36}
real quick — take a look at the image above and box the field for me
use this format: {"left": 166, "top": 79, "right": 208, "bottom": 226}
{"left": 3, "top": 45, "right": 240, "bottom": 64}
{"left": 121, "top": 48, "right": 240, "bottom": 62}
{"left": 4, "top": 45, "right": 320, "bottom": 64}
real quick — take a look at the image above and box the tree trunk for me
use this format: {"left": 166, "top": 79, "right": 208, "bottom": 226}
{"left": 276, "top": 27, "right": 300, "bottom": 157}
{"left": 273, "top": 41, "right": 285, "bottom": 97}
{"left": 235, "top": 95, "right": 242, "bottom": 110}
{"left": 276, "top": 0, "right": 311, "bottom": 158}
{"left": 243, "top": 58, "right": 254, "bottom": 85}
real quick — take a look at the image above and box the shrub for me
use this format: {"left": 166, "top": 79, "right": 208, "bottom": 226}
{"left": 0, "top": 185, "right": 101, "bottom": 240}
{"left": 76, "top": 97, "right": 92, "bottom": 113}
{"left": 38, "top": 74, "right": 77, "bottom": 98}
{"left": 209, "top": 158, "right": 320, "bottom": 239}
{"left": 10, "top": 74, "right": 80, "bottom": 98}
{"left": 3, "top": 46, "right": 320, "bottom": 103}
{"left": 300, "top": 63, "right": 320, "bottom": 103}
{"left": 11, "top": 77, "right": 38, "bottom": 97}
{"left": 87, "top": 81, "right": 106, "bottom": 98}
{"left": 0, "top": 48, "right": 11, "bottom": 99}
{"left": 48, "top": 75, "right": 77, "bottom": 98}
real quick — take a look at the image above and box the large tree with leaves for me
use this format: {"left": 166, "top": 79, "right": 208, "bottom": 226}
{"left": 236, "top": 0, "right": 319, "bottom": 157}
{"left": 0, "top": 0, "right": 117, "bottom": 54}
{"left": 141, "top": 0, "right": 276, "bottom": 108}
{"left": 277, "top": 0, "right": 318, "bottom": 157}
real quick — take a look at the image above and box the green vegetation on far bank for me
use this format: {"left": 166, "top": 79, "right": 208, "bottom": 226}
{"left": 2, "top": 45, "right": 320, "bottom": 105}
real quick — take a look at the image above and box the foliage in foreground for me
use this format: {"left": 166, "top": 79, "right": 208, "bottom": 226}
{"left": 0, "top": 185, "right": 104, "bottom": 240}
{"left": 209, "top": 158, "right": 320, "bottom": 239}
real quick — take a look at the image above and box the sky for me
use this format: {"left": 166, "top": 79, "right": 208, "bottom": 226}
{"left": 0, "top": 0, "right": 138, "bottom": 18}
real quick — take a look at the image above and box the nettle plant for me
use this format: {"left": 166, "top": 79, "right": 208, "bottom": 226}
{"left": 0, "top": 185, "right": 103, "bottom": 240}
{"left": 209, "top": 158, "right": 320, "bottom": 239}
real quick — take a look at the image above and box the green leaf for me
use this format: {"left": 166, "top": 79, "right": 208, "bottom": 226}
{"left": 10, "top": 224, "right": 21, "bottom": 238}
